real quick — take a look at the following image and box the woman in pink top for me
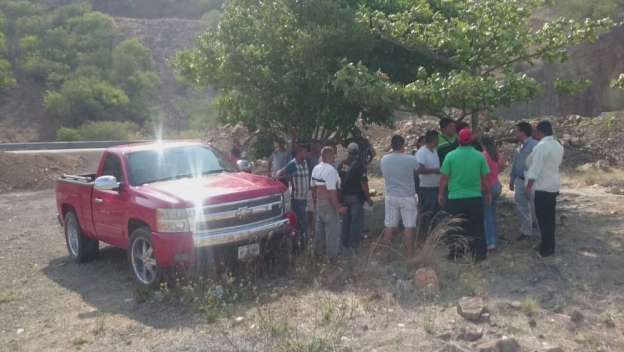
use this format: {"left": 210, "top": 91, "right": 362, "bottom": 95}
{"left": 481, "top": 136, "right": 505, "bottom": 251}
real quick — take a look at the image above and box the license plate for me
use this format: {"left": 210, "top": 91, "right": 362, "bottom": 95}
{"left": 237, "top": 243, "right": 260, "bottom": 260}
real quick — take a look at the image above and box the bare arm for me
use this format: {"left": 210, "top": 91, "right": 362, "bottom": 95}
{"left": 482, "top": 176, "right": 492, "bottom": 204}
{"left": 417, "top": 163, "right": 440, "bottom": 175}
{"left": 438, "top": 175, "right": 448, "bottom": 207}
{"left": 361, "top": 180, "right": 372, "bottom": 204}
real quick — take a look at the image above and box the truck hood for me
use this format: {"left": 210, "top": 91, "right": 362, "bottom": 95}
{"left": 135, "top": 172, "right": 286, "bottom": 207}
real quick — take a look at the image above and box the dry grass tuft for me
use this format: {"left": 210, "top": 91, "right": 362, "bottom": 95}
{"left": 0, "top": 290, "right": 17, "bottom": 304}
{"left": 520, "top": 297, "right": 540, "bottom": 317}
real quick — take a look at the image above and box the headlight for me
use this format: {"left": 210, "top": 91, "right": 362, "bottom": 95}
{"left": 282, "top": 190, "right": 292, "bottom": 213}
{"left": 156, "top": 208, "right": 192, "bottom": 233}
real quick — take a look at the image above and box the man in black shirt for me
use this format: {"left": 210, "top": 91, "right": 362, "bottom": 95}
{"left": 339, "top": 142, "right": 373, "bottom": 254}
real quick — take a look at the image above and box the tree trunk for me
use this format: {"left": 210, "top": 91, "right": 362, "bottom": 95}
{"left": 471, "top": 111, "right": 480, "bottom": 132}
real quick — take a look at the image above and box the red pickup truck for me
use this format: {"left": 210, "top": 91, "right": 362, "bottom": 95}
{"left": 56, "top": 141, "right": 293, "bottom": 288}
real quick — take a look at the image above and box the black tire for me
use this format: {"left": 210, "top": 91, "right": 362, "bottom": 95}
{"left": 128, "top": 227, "right": 163, "bottom": 289}
{"left": 64, "top": 211, "right": 99, "bottom": 263}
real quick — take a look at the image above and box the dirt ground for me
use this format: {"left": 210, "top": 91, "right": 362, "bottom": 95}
{"left": 1, "top": 171, "right": 623, "bottom": 352}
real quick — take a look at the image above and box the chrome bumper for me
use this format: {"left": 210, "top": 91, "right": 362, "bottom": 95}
{"left": 193, "top": 217, "right": 289, "bottom": 247}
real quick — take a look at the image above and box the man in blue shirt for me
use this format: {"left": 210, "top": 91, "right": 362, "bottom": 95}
{"left": 276, "top": 145, "right": 310, "bottom": 243}
{"left": 510, "top": 122, "right": 539, "bottom": 241}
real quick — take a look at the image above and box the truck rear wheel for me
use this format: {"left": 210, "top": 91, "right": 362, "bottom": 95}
{"left": 64, "top": 211, "right": 99, "bottom": 263}
{"left": 128, "top": 227, "right": 162, "bottom": 289}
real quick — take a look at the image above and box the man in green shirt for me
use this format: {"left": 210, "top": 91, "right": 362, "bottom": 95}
{"left": 438, "top": 128, "right": 491, "bottom": 261}
{"left": 437, "top": 118, "right": 458, "bottom": 164}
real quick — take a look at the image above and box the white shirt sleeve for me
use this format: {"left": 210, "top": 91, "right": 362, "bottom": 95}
{"left": 525, "top": 143, "right": 544, "bottom": 182}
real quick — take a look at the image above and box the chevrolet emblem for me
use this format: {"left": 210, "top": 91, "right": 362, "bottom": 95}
{"left": 236, "top": 207, "right": 253, "bottom": 220}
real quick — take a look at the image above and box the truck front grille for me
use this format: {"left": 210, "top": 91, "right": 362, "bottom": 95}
{"left": 194, "top": 194, "right": 283, "bottom": 232}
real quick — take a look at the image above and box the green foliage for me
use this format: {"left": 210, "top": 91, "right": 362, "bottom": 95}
{"left": 56, "top": 127, "right": 81, "bottom": 141}
{"left": 0, "top": 59, "right": 16, "bottom": 92}
{"left": 611, "top": 73, "right": 624, "bottom": 89}
{"left": 176, "top": 0, "right": 425, "bottom": 141}
{"left": 0, "top": 1, "right": 159, "bottom": 125}
{"left": 335, "top": 0, "right": 615, "bottom": 127}
{"left": 44, "top": 77, "right": 130, "bottom": 126}
{"left": 56, "top": 121, "right": 140, "bottom": 141}
{"left": 554, "top": 79, "right": 592, "bottom": 95}
{"left": 112, "top": 38, "right": 160, "bottom": 119}
{"left": 178, "top": 98, "right": 220, "bottom": 131}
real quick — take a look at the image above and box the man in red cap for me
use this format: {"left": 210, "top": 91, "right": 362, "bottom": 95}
{"left": 438, "top": 128, "right": 491, "bottom": 261}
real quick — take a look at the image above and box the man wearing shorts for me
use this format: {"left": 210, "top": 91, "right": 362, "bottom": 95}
{"left": 381, "top": 135, "right": 420, "bottom": 259}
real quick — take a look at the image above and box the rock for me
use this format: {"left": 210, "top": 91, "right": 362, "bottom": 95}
{"left": 457, "top": 296, "right": 487, "bottom": 322}
{"left": 437, "top": 332, "right": 452, "bottom": 341}
{"left": 543, "top": 347, "right": 563, "bottom": 352}
{"left": 570, "top": 310, "right": 584, "bottom": 323}
{"left": 510, "top": 301, "right": 522, "bottom": 310}
{"left": 477, "top": 337, "right": 521, "bottom": 352}
{"left": 459, "top": 327, "right": 483, "bottom": 342}
{"left": 439, "top": 342, "right": 471, "bottom": 352}
{"left": 414, "top": 267, "right": 440, "bottom": 293}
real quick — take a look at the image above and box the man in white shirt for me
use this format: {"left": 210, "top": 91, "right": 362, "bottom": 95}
{"left": 381, "top": 135, "right": 420, "bottom": 259}
{"left": 525, "top": 121, "right": 564, "bottom": 257}
{"left": 311, "top": 146, "right": 347, "bottom": 261}
{"left": 415, "top": 130, "right": 441, "bottom": 214}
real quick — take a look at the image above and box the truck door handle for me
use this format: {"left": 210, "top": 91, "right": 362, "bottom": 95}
{"left": 94, "top": 198, "right": 104, "bottom": 204}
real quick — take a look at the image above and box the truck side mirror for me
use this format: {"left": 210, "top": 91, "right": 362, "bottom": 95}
{"left": 95, "top": 175, "right": 121, "bottom": 191}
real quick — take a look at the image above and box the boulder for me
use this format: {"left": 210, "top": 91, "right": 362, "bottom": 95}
{"left": 543, "top": 347, "right": 563, "bottom": 352}
{"left": 438, "top": 343, "right": 471, "bottom": 352}
{"left": 476, "top": 337, "right": 521, "bottom": 352}
{"left": 457, "top": 296, "right": 487, "bottom": 322}
{"left": 459, "top": 327, "right": 483, "bottom": 342}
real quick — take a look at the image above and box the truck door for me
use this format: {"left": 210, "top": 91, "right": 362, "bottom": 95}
{"left": 93, "top": 153, "right": 128, "bottom": 246}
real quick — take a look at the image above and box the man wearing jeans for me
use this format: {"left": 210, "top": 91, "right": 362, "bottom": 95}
{"left": 276, "top": 144, "right": 310, "bottom": 244}
{"left": 525, "top": 121, "right": 564, "bottom": 257}
{"left": 338, "top": 142, "right": 373, "bottom": 255}
{"left": 510, "top": 122, "right": 539, "bottom": 241}
{"left": 381, "top": 135, "right": 420, "bottom": 259}
{"left": 311, "top": 147, "right": 347, "bottom": 261}
{"left": 415, "top": 130, "right": 441, "bottom": 214}
{"left": 439, "top": 128, "right": 491, "bottom": 262}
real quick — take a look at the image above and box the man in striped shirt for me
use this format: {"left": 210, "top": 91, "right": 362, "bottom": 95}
{"left": 276, "top": 144, "right": 310, "bottom": 242}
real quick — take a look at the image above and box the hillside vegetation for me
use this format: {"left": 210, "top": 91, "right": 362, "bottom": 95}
{"left": 0, "top": 1, "right": 160, "bottom": 131}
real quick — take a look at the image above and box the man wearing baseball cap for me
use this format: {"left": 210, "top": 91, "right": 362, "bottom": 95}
{"left": 338, "top": 142, "right": 373, "bottom": 255}
{"left": 439, "top": 128, "right": 491, "bottom": 261}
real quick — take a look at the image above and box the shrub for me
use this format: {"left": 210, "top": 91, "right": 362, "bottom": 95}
{"left": 56, "top": 127, "right": 80, "bottom": 141}
{"left": 56, "top": 121, "right": 140, "bottom": 141}
{"left": 78, "top": 121, "right": 140, "bottom": 141}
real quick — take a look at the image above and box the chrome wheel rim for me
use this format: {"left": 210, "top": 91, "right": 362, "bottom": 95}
{"left": 67, "top": 217, "right": 79, "bottom": 257}
{"left": 131, "top": 237, "right": 157, "bottom": 285}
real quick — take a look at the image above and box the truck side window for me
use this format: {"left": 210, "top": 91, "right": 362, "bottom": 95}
{"left": 102, "top": 154, "right": 124, "bottom": 182}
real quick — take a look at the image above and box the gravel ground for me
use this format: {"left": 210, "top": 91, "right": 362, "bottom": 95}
{"left": 1, "top": 176, "right": 624, "bottom": 352}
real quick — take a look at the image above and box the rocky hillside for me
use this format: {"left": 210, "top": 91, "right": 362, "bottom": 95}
{"left": 500, "top": 26, "right": 624, "bottom": 119}
{"left": 113, "top": 17, "right": 214, "bottom": 130}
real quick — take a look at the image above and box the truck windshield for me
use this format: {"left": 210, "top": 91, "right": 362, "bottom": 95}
{"left": 127, "top": 146, "right": 236, "bottom": 186}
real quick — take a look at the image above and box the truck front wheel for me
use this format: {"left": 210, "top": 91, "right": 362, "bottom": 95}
{"left": 128, "top": 227, "right": 162, "bottom": 289}
{"left": 64, "top": 211, "right": 99, "bottom": 263}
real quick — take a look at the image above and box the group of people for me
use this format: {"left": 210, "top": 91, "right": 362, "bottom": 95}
{"left": 266, "top": 138, "right": 372, "bottom": 262}
{"left": 261, "top": 117, "right": 564, "bottom": 263}
{"left": 381, "top": 118, "right": 564, "bottom": 262}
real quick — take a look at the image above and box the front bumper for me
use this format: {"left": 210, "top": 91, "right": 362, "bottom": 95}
{"left": 193, "top": 217, "right": 289, "bottom": 247}
{"left": 152, "top": 216, "right": 290, "bottom": 267}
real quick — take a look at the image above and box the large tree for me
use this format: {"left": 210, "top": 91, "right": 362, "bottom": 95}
{"left": 175, "top": 0, "right": 431, "bottom": 141}
{"left": 335, "top": 0, "right": 616, "bottom": 128}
